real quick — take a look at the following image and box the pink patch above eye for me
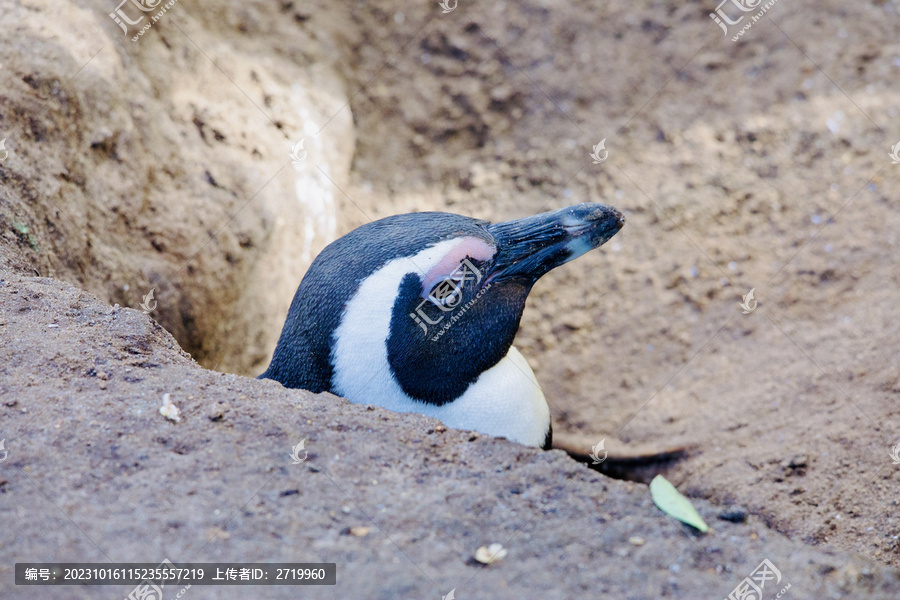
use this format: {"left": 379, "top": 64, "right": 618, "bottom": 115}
{"left": 420, "top": 237, "right": 495, "bottom": 297}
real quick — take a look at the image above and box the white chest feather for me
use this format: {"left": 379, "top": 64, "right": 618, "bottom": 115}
{"left": 330, "top": 241, "right": 550, "bottom": 447}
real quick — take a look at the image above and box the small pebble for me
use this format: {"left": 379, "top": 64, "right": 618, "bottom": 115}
{"left": 629, "top": 536, "right": 645, "bottom": 546}
{"left": 475, "top": 543, "right": 507, "bottom": 564}
{"left": 160, "top": 393, "right": 181, "bottom": 422}
{"left": 208, "top": 405, "right": 226, "bottom": 421}
{"left": 718, "top": 506, "right": 748, "bottom": 523}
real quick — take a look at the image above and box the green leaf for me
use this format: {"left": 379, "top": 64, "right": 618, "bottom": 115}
{"left": 650, "top": 475, "right": 709, "bottom": 533}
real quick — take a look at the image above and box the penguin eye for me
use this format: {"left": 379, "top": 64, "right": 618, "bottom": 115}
{"left": 427, "top": 276, "right": 463, "bottom": 309}
{"left": 423, "top": 257, "right": 485, "bottom": 310}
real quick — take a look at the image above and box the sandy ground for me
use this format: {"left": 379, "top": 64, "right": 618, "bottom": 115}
{"left": 1, "top": 0, "right": 900, "bottom": 597}
{"left": 1, "top": 270, "right": 898, "bottom": 599}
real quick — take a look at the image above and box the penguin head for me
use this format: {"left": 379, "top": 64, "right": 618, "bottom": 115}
{"left": 386, "top": 203, "right": 624, "bottom": 404}
{"left": 261, "top": 203, "right": 624, "bottom": 407}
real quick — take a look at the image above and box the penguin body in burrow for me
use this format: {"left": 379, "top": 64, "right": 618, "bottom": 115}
{"left": 260, "top": 203, "right": 624, "bottom": 449}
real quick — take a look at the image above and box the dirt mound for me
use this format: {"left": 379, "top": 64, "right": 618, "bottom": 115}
{"left": 1, "top": 270, "right": 897, "bottom": 598}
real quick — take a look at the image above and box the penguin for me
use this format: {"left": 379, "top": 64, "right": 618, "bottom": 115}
{"left": 259, "top": 202, "right": 625, "bottom": 449}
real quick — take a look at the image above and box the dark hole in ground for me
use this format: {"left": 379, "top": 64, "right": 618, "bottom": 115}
{"left": 559, "top": 444, "right": 691, "bottom": 484}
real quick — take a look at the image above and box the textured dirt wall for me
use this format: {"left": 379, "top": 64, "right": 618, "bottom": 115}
{"left": 0, "top": 0, "right": 354, "bottom": 375}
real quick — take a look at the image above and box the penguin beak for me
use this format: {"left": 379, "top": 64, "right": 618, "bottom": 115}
{"left": 484, "top": 203, "right": 624, "bottom": 283}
